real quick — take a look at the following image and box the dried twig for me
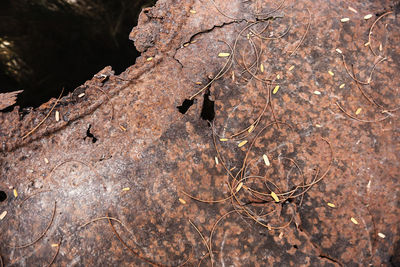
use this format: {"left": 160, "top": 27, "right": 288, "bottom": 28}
{"left": 8, "top": 201, "right": 57, "bottom": 249}
{"left": 289, "top": 8, "right": 311, "bottom": 56}
{"left": 46, "top": 237, "right": 62, "bottom": 267}
{"left": 21, "top": 88, "right": 64, "bottom": 140}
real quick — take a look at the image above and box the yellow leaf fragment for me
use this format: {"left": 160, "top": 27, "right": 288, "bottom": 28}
{"left": 146, "top": 57, "right": 153, "bottom": 61}
{"left": 119, "top": 125, "right": 127, "bottom": 131}
{"left": 236, "top": 182, "right": 243, "bottom": 192}
{"left": 260, "top": 64, "right": 264, "bottom": 73}
{"left": 276, "top": 74, "right": 281, "bottom": 79}
{"left": 351, "top": 217, "right": 359, "bottom": 225}
{"left": 0, "top": 210, "right": 7, "bottom": 220}
{"left": 273, "top": 85, "right": 280, "bottom": 94}
{"left": 364, "top": 42, "right": 370, "bottom": 47}
{"left": 315, "top": 124, "right": 322, "bottom": 128}
{"left": 271, "top": 191, "right": 280, "bottom": 202}
{"left": 13, "top": 189, "right": 17, "bottom": 198}
{"left": 238, "top": 140, "right": 248, "bottom": 147}
{"left": 189, "top": 9, "right": 196, "bottom": 14}
{"left": 341, "top": 18, "right": 350, "bottom": 22}
{"left": 195, "top": 81, "right": 202, "bottom": 85}
{"left": 248, "top": 125, "right": 254, "bottom": 133}
{"left": 364, "top": 14, "right": 373, "bottom": 20}
{"left": 215, "top": 156, "right": 219, "bottom": 165}
{"left": 328, "top": 70, "right": 334, "bottom": 76}
{"left": 348, "top": 6, "right": 358, "bottom": 13}
{"left": 339, "top": 83, "right": 345, "bottom": 89}
{"left": 327, "top": 202, "right": 336, "bottom": 208}
{"left": 314, "top": 91, "right": 321, "bottom": 95}
{"left": 183, "top": 43, "right": 189, "bottom": 47}
{"left": 190, "top": 40, "right": 197, "bottom": 44}
{"left": 288, "top": 65, "right": 295, "bottom": 71}
{"left": 44, "top": 157, "right": 49, "bottom": 164}
{"left": 220, "top": 138, "right": 228, "bottom": 142}
{"left": 55, "top": 111, "right": 60, "bottom": 122}
{"left": 51, "top": 243, "right": 59, "bottom": 247}
{"left": 378, "top": 232, "right": 386, "bottom": 238}
{"left": 263, "top": 154, "right": 270, "bottom": 166}
{"left": 335, "top": 48, "right": 343, "bottom": 54}
{"left": 122, "top": 187, "right": 130, "bottom": 191}
{"left": 379, "top": 43, "right": 383, "bottom": 51}
{"left": 355, "top": 108, "right": 362, "bottom": 115}
{"left": 218, "top": 52, "right": 230, "bottom": 57}
{"left": 179, "top": 198, "right": 186, "bottom": 204}
{"left": 78, "top": 93, "right": 85, "bottom": 98}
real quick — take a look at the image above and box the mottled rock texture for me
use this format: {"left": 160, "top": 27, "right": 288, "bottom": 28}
{"left": 0, "top": 0, "right": 399, "bottom": 266}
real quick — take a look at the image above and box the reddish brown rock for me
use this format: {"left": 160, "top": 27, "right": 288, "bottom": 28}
{"left": 0, "top": 0, "right": 399, "bottom": 266}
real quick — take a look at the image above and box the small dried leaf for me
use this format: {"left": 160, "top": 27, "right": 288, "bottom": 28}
{"left": 276, "top": 74, "right": 281, "bottom": 79}
{"left": 179, "top": 198, "right": 186, "bottom": 204}
{"left": 335, "top": 48, "right": 343, "bottom": 54}
{"left": 327, "top": 202, "right": 336, "bottom": 208}
{"left": 315, "top": 124, "right": 322, "bottom": 128}
{"left": 215, "top": 156, "right": 219, "bottom": 165}
{"left": 146, "top": 57, "right": 153, "bottom": 61}
{"left": 364, "top": 42, "right": 370, "bottom": 47}
{"left": 288, "top": 65, "right": 295, "bottom": 71}
{"left": 263, "top": 154, "right": 270, "bottom": 166}
{"left": 260, "top": 64, "right": 264, "bottom": 73}
{"left": 364, "top": 14, "right": 373, "bottom": 20}
{"left": 341, "top": 18, "right": 350, "bottom": 22}
{"left": 55, "top": 111, "right": 60, "bottom": 122}
{"left": 236, "top": 182, "right": 243, "bottom": 192}
{"left": 355, "top": 108, "right": 362, "bottom": 115}
{"left": 379, "top": 43, "right": 383, "bottom": 51}
{"left": 351, "top": 217, "right": 359, "bottom": 225}
{"left": 122, "top": 187, "right": 130, "bottom": 191}
{"left": 377, "top": 232, "right": 386, "bottom": 238}
{"left": 273, "top": 85, "right": 280, "bottom": 94}
{"left": 78, "top": 93, "right": 85, "bottom": 98}
{"left": 218, "top": 52, "right": 230, "bottom": 57}
{"left": 348, "top": 6, "right": 358, "bottom": 13}
{"left": 220, "top": 138, "right": 228, "bottom": 142}
{"left": 189, "top": 9, "right": 196, "bottom": 14}
{"left": 44, "top": 157, "right": 49, "bottom": 164}
{"left": 0, "top": 210, "right": 7, "bottom": 220}
{"left": 238, "top": 140, "right": 248, "bottom": 147}
{"left": 328, "top": 70, "right": 334, "bottom": 76}
{"left": 248, "top": 125, "right": 254, "bottom": 133}
{"left": 339, "top": 83, "right": 345, "bottom": 88}
{"left": 271, "top": 191, "right": 280, "bottom": 202}
{"left": 190, "top": 40, "right": 197, "bottom": 44}
{"left": 119, "top": 125, "right": 127, "bottom": 131}
{"left": 13, "top": 189, "right": 18, "bottom": 198}
{"left": 314, "top": 91, "right": 321, "bottom": 95}
{"left": 51, "top": 244, "right": 59, "bottom": 247}
{"left": 195, "top": 81, "right": 202, "bottom": 85}
{"left": 183, "top": 43, "right": 189, "bottom": 47}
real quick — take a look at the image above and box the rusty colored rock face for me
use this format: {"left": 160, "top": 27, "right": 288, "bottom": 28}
{"left": 0, "top": 0, "right": 399, "bottom": 266}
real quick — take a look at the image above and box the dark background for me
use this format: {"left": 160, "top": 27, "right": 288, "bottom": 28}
{"left": 0, "top": 0, "right": 156, "bottom": 109}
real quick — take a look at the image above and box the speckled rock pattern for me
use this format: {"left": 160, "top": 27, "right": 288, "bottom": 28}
{"left": 0, "top": 0, "right": 399, "bottom": 266}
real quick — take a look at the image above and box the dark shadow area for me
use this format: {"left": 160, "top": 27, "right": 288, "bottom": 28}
{"left": 200, "top": 89, "right": 215, "bottom": 122}
{"left": 0, "top": 191, "right": 7, "bottom": 202}
{"left": 177, "top": 99, "right": 194, "bottom": 114}
{"left": 0, "top": 0, "right": 156, "bottom": 109}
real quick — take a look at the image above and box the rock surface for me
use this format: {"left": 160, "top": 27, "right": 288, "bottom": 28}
{"left": 0, "top": 0, "right": 399, "bottom": 266}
